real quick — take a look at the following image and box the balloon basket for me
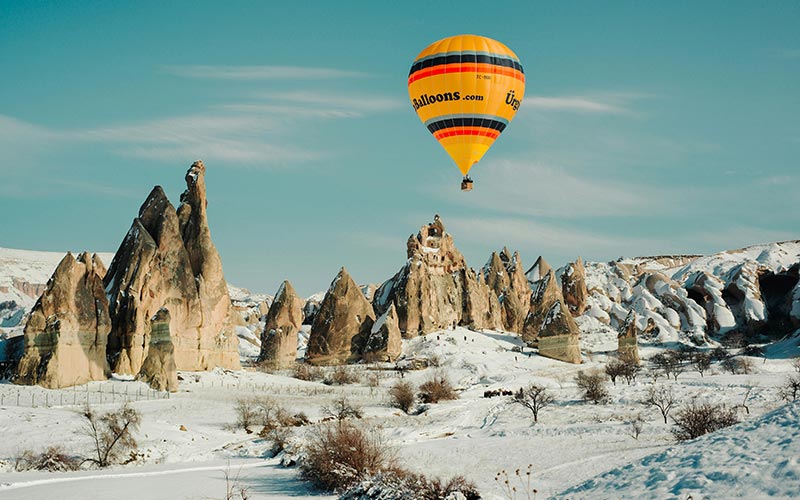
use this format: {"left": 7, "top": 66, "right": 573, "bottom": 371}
{"left": 460, "top": 177, "right": 474, "bottom": 191}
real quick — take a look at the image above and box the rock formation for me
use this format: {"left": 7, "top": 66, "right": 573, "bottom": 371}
{"left": 526, "top": 256, "right": 552, "bottom": 288}
{"left": 137, "top": 308, "right": 178, "bottom": 392}
{"left": 258, "top": 280, "right": 304, "bottom": 369}
{"left": 537, "top": 300, "right": 582, "bottom": 364}
{"left": 105, "top": 160, "right": 240, "bottom": 375}
{"left": 617, "top": 310, "right": 640, "bottom": 364}
{"left": 521, "top": 263, "right": 561, "bottom": 345}
{"left": 353, "top": 302, "right": 402, "bottom": 362}
{"left": 483, "top": 248, "right": 532, "bottom": 333}
{"left": 15, "top": 253, "right": 111, "bottom": 388}
{"left": 373, "top": 215, "right": 502, "bottom": 336}
{"left": 307, "top": 268, "right": 375, "bottom": 365}
{"left": 561, "top": 257, "right": 589, "bottom": 316}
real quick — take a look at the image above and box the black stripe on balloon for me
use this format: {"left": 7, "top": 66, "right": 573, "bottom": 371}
{"left": 426, "top": 118, "right": 507, "bottom": 134}
{"left": 409, "top": 54, "right": 524, "bottom": 76}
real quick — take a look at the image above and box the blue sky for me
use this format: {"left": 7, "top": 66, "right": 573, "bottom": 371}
{"left": 1, "top": 1, "right": 798, "bottom": 296}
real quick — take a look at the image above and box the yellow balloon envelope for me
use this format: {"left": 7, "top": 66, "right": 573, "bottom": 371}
{"left": 408, "top": 34, "right": 525, "bottom": 179}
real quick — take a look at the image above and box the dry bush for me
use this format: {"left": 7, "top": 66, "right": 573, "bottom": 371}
{"left": 418, "top": 374, "right": 458, "bottom": 404}
{"left": 388, "top": 380, "right": 416, "bottom": 414}
{"left": 575, "top": 370, "right": 609, "bottom": 404}
{"left": 292, "top": 362, "right": 324, "bottom": 381}
{"left": 324, "top": 365, "right": 361, "bottom": 385}
{"left": 14, "top": 446, "right": 81, "bottom": 472}
{"left": 513, "top": 384, "right": 554, "bottom": 423}
{"left": 792, "top": 358, "right": 800, "bottom": 373}
{"left": 780, "top": 374, "right": 800, "bottom": 402}
{"left": 671, "top": 401, "right": 738, "bottom": 441}
{"left": 301, "top": 422, "right": 394, "bottom": 491}
{"left": 321, "top": 396, "right": 363, "bottom": 422}
{"left": 81, "top": 403, "right": 141, "bottom": 468}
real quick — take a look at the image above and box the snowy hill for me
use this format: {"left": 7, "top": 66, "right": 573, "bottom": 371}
{"left": 559, "top": 402, "right": 800, "bottom": 499}
{"left": 0, "top": 247, "right": 115, "bottom": 331}
{"left": 570, "top": 240, "right": 800, "bottom": 348}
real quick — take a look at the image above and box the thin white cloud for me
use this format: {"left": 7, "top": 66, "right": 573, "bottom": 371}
{"left": 435, "top": 158, "right": 669, "bottom": 218}
{"left": 253, "top": 91, "right": 404, "bottom": 112}
{"left": 523, "top": 96, "right": 627, "bottom": 114}
{"left": 769, "top": 48, "right": 800, "bottom": 60}
{"left": 163, "top": 65, "right": 369, "bottom": 80}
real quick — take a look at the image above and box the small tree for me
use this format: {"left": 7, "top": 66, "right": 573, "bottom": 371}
{"left": 779, "top": 374, "right": 800, "bottom": 402}
{"left": 692, "top": 352, "right": 712, "bottom": 378}
{"left": 792, "top": 358, "right": 800, "bottom": 374}
{"left": 513, "top": 384, "right": 555, "bottom": 423}
{"left": 642, "top": 384, "right": 677, "bottom": 424}
{"left": 671, "top": 401, "right": 738, "bottom": 441}
{"left": 321, "top": 396, "right": 363, "bottom": 423}
{"left": 605, "top": 360, "right": 626, "bottom": 386}
{"left": 622, "top": 361, "right": 641, "bottom": 385}
{"left": 575, "top": 370, "right": 609, "bottom": 404}
{"left": 388, "top": 380, "right": 416, "bottom": 414}
{"left": 722, "top": 357, "right": 753, "bottom": 375}
{"left": 81, "top": 403, "right": 141, "bottom": 467}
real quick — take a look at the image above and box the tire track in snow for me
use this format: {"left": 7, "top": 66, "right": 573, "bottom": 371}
{"left": 0, "top": 460, "right": 267, "bottom": 491}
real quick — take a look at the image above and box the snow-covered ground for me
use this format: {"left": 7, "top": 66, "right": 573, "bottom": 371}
{"left": 1, "top": 327, "right": 798, "bottom": 499}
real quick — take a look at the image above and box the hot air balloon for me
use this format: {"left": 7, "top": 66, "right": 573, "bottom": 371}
{"left": 408, "top": 34, "right": 525, "bottom": 191}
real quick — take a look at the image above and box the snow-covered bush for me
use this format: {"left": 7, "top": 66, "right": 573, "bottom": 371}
{"left": 321, "top": 396, "right": 363, "bottom": 422}
{"left": 324, "top": 365, "right": 361, "bottom": 385}
{"left": 292, "top": 362, "right": 324, "bottom": 381}
{"left": 341, "top": 470, "right": 480, "bottom": 500}
{"left": 14, "top": 446, "right": 81, "bottom": 472}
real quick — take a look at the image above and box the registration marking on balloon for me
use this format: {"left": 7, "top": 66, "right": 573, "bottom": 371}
{"left": 408, "top": 34, "right": 525, "bottom": 180}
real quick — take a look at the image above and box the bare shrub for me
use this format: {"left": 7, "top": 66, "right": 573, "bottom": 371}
{"left": 671, "top": 401, "right": 738, "bottom": 441}
{"left": 292, "top": 362, "right": 323, "bottom": 381}
{"left": 81, "top": 403, "right": 141, "bottom": 468}
{"left": 321, "top": 396, "right": 363, "bottom": 422}
{"left": 780, "top": 374, "right": 800, "bottom": 402}
{"left": 626, "top": 414, "right": 645, "bottom": 440}
{"left": 418, "top": 374, "right": 458, "bottom": 404}
{"left": 14, "top": 446, "right": 81, "bottom": 472}
{"left": 301, "top": 422, "right": 394, "bottom": 491}
{"left": 575, "top": 370, "right": 609, "bottom": 404}
{"left": 605, "top": 360, "right": 626, "bottom": 385}
{"left": 642, "top": 384, "right": 677, "bottom": 424}
{"left": 513, "top": 384, "right": 554, "bottom": 423}
{"left": 388, "top": 380, "right": 416, "bottom": 414}
{"left": 792, "top": 358, "right": 800, "bottom": 373}
{"left": 324, "top": 365, "right": 361, "bottom": 385}
{"left": 234, "top": 398, "right": 260, "bottom": 432}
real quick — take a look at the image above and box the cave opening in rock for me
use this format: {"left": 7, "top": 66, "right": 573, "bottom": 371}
{"left": 686, "top": 288, "right": 707, "bottom": 309}
{"left": 758, "top": 271, "right": 799, "bottom": 337}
